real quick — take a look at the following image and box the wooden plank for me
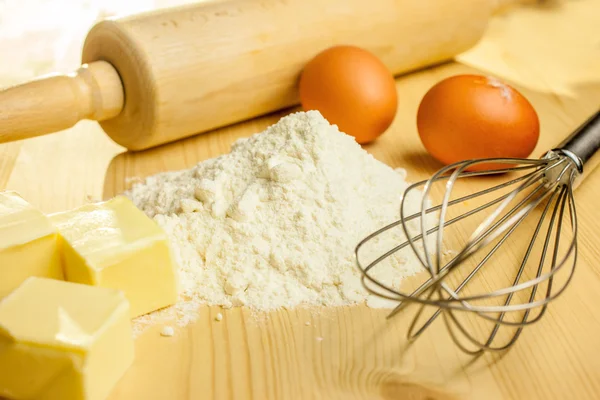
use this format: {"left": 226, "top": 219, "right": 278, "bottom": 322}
{"left": 1, "top": 1, "right": 600, "bottom": 399}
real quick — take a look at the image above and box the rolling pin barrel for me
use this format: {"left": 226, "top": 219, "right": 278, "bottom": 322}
{"left": 0, "top": 0, "right": 497, "bottom": 150}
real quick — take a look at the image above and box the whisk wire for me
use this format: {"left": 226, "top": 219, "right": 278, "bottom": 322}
{"left": 406, "top": 195, "right": 539, "bottom": 342}
{"left": 357, "top": 160, "right": 560, "bottom": 315}
{"left": 355, "top": 152, "right": 581, "bottom": 353}
{"left": 389, "top": 175, "right": 551, "bottom": 315}
{"left": 408, "top": 183, "right": 566, "bottom": 353}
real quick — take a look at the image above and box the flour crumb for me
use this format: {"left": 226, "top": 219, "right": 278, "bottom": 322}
{"left": 316, "top": 337, "right": 324, "bottom": 342}
{"left": 394, "top": 168, "right": 407, "bottom": 180}
{"left": 160, "top": 326, "right": 175, "bottom": 337}
{"left": 305, "top": 321, "right": 311, "bottom": 326}
{"left": 366, "top": 295, "right": 399, "bottom": 309}
{"left": 215, "top": 313, "right": 223, "bottom": 322}
{"left": 486, "top": 76, "right": 512, "bottom": 100}
{"left": 443, "top": 249, "right": 458, "bottom": 257}
{"left": 125, "top": 111, "right": 434, "bottom": 332}
{"left": 125, "top": 176, "right": 144, "bottom": 187}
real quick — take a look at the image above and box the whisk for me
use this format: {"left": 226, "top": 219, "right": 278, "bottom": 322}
{"left": 356, "top": 109, "right": 600, "bottom": 355}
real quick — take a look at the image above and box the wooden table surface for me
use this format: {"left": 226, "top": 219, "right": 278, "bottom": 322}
{"left": 2, "top": 1, "right": 600, "bottom": 399}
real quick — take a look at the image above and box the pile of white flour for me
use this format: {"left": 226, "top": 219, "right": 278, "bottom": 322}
{"left": 126, "top": 111, "right": 429, "bottom": 329}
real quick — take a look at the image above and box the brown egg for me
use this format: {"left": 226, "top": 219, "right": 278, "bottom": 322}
{"left": 299, "top": 45, "right": 398, "bottom": 144}
{"left": 417, "top": 74, "right": 540, "bottom": 171}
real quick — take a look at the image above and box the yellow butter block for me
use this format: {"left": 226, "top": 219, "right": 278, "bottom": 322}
{"left": 0, "top": 277, "right": 134, "bottom": 400}
{"left": 50, "top": 196, "right": 179, "bottom": 318}
{"left": 0, "top": 191, "right": 63, "bottom": 298}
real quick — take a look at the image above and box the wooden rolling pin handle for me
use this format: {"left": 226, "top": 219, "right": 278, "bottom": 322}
{"left": 0, "top": 61, "right": 124, "bottom": 143}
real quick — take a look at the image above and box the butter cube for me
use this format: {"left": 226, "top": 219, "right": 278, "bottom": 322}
{"left": 0, "top": 277, "right": 134, "bottom": 400}
{"left": 50, "top": 196, "right": 178, "bottom": 318}
{"left": 0, "top": 191, "right": 63, "bottom": 298}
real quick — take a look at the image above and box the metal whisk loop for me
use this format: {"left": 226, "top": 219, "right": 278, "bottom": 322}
{"left": 355, "top": 163, "right": 547, "bottom": 302}
{"left": 408, "top": 166, "right": 577, "bottom": 354}
{"left": 355, "top": 152, "right": 581, "bottom": 354}
{"left": 398, "top": 159, "right": 555, "bottom": 306}
{"left": 401, "top": 157, "right": 576, "bottom": 310}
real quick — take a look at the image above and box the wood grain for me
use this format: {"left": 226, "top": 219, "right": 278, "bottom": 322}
{"left": 1, "top": 1, "right": 600, "bottom": 399}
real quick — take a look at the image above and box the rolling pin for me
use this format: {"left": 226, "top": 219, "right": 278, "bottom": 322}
{"left": 0, "top": 0, "right": 529, "bottom": 150}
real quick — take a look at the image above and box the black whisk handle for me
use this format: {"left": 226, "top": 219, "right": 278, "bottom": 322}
{"left": 556, "top": 109, "right": 600, "bottom": 168}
